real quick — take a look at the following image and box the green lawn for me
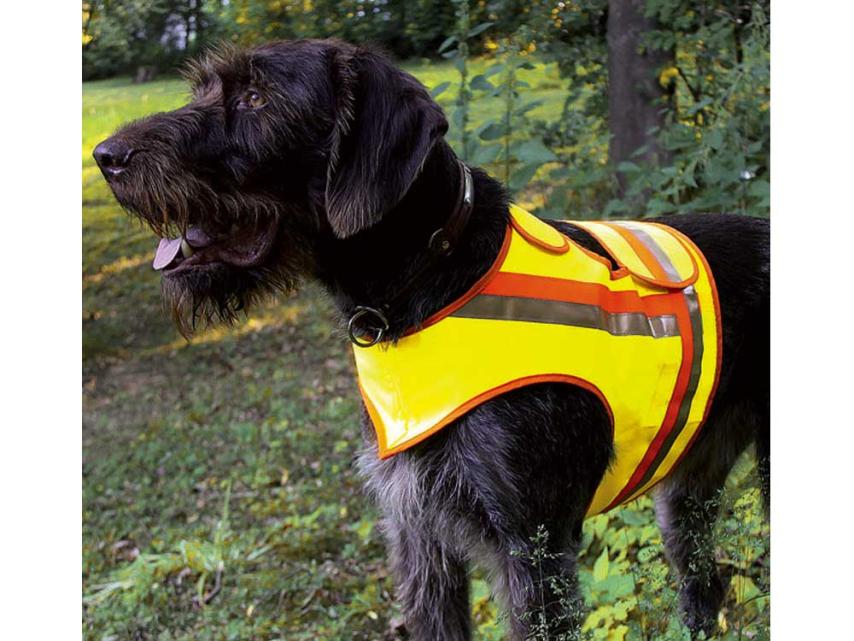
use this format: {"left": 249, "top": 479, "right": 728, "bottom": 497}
{"left": 83, "top": 59, "right": 768, "bottom": 641}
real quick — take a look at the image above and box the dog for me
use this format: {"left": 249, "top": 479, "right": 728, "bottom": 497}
{"left": 93, "top": 39, "right": 770, "bottom": 640}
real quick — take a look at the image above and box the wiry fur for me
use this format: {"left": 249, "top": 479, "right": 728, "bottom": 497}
{"left": 95, "top": 39, "right": 770, "bottom": 640}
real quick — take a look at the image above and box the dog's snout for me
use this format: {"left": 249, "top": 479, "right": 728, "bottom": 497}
{"left": 93, "top": 138, "right": 137, "bottom": 177}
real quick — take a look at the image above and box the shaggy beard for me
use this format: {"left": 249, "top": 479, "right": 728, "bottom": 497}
{"left": 161, "top": 261, "right": 301, "bottom": 339}
{"left": 105, "top": 140, "right": 323, "bottom": 337}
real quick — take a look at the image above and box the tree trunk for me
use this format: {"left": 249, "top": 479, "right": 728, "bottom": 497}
{"left": 134, "top": 66, "right": 157, "bottom": 84}
{"left": 607, "top": 0, "right": 673, "bottom": 195}
{"left": 193, "top": 0, "right": 205, "bottom": 48}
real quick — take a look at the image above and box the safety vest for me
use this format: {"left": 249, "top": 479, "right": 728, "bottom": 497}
{"left": 353, "top": 205, "right": 721, "bottom": 516}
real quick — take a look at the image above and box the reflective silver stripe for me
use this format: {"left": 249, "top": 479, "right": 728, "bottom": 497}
{"left": 615, "top": 222, "right": 706, "bottom": 500}
{"left": 613, "top": 222, "right": 682, "bottom": 282}
{"left": 672, "top": 286, "right": 704, "bottom": 432}
{"left": 451, "top": 294, "right": 679, "bottom": 338}
{"left": 646, "top": 286, "right": 704, "bottom": 467}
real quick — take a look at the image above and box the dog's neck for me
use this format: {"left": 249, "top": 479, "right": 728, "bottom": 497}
{"left": 314, "top": 140, "right": 509, "bottom": 341}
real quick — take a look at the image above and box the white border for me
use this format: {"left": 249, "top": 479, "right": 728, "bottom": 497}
{"left": 773, "top": 1, "right": 854, "bottom": 637}
{"left": 1, "top": 2, "right": 82, "bottom": 638}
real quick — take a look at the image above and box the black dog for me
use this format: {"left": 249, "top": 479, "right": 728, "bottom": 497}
{"left": 94, "top": 39, "right": 769, "bottom": 640}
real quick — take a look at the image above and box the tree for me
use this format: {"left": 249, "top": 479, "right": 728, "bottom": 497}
{"left": 606, "top": 0, "right": 673, "bottom": 195}
{"left": 83, "top": 0, "right": 222, "bottom": 80}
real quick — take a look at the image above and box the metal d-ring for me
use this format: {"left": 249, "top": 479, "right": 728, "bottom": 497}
{"left": 347, "top": 306, "right": 390, "bottom": 348}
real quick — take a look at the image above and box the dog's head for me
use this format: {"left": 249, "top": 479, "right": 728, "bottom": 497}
{"left": 94, "top": 39, "right": 448, "bottom": 335}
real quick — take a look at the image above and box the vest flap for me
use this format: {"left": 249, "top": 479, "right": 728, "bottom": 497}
{"left": 570, "top": 220, "right": 699, "bottom": 289}
{"left": 509, "top": 205, "right": 570, "bottom": 254}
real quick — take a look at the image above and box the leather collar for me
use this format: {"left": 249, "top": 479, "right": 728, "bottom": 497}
{"left": 348, "top": 160, "right": 474, "bottom": 347}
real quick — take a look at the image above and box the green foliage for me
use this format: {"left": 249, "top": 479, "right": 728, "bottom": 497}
{"left": 84, "top": 0, "right": 517, "bottom": 79}
{"left": 85, "top": 482, "right": 233, "bottom": 609}
{"left": 493, "top": 469, "right": 769, "bottom": 641}
{"left": 529, "top": 0, "right": 770, "bottom": 219}
{"left": 618, "top": 0, "right": 771, "bottom": 217}
{"left": 508, "top": 459, "right": 769, "bottom": 641}
{"left": 83, "top": 0, "right": 218, "bottom": 80}
{"left": 439, "top": 4, "right": 562, "bottom": 199}
{"left": 510, "top": 525, "right": 585, "bottom": 641}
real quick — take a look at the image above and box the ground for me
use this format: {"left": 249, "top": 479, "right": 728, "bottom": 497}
{"left": 82, "top": 58, "right": 769, "bottom": 641}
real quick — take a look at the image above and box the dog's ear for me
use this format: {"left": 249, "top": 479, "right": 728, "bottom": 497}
{"left": 325, "top": 48, "right": 448, "bottom": 238}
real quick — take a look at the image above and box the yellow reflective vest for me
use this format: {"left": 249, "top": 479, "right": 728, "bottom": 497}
{"left": 353, "top": 205, "right": 722, "bottom": 516}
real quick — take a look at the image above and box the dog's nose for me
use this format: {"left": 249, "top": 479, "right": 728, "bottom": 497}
{"left": 93, "top": 138, "right": 136, "bottom": 177}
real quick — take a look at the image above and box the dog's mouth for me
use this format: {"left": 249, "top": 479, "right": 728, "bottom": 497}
{"left": 153, "top": 219, "right": 279, "bottom": 274}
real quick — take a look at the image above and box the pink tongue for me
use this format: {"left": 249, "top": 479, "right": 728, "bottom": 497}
{"left": 153, "top": 237, "right": 182, "bottom": 270}
{"left": 152, "top": 228, "right": 213, "bottom": 271}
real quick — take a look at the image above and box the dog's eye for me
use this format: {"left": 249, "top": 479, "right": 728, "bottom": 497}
{"left": 239, "top": 90, "right": 266, "bottom": 110}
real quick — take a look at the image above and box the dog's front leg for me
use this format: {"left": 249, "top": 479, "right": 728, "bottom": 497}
{"left": 489, "top": 535, "right": 585, "bottom": 641}
{"left": 383, "top": 515, "right": 471, "bottom": 641}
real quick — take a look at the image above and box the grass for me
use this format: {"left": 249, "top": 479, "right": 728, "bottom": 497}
{"left": 83, "top": 58, "right": 769, "bottom": 641}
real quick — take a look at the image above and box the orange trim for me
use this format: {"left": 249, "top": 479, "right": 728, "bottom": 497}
{"left": 629, "top": 264, "right": 699, "bottom": 290}
{"left": 565, "top": 222, "right": 638, "bottom": 281}
{"left": 414, "top": 224, "right": 514, "bottom": 332}
{"left": 630, "top": 222, "right": 701, "bottom": 290}
{"left": 609, "top": 231, "right": 723, "bottom": 507}
{"left": 482, "top": 271, "right": 685, "bottom": 316}
{"left": 510, "top": 213, "right": 570, "bottom": 254}
{"left": 657, "top": 224, "right": 724, "bottom": 465}
{"left": 601, "top": 227, "right": 723, "bottom": 511}
{"left": 358, "top": 380, "right": 389, "bottom": 453}
{"left": 603, "top": 222, "right": 671, "bottom": 283}
{"left": 370, "top": 374, "right": 614, "bottom": 459}
{"left": 572, "top": 221, "right": 699, "bottom": 289}
{"left": 557, "top": 222, "right": 632, "bottom": 281}
{"left": 601, "top": 292, "right": 695, "bottom": 511}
